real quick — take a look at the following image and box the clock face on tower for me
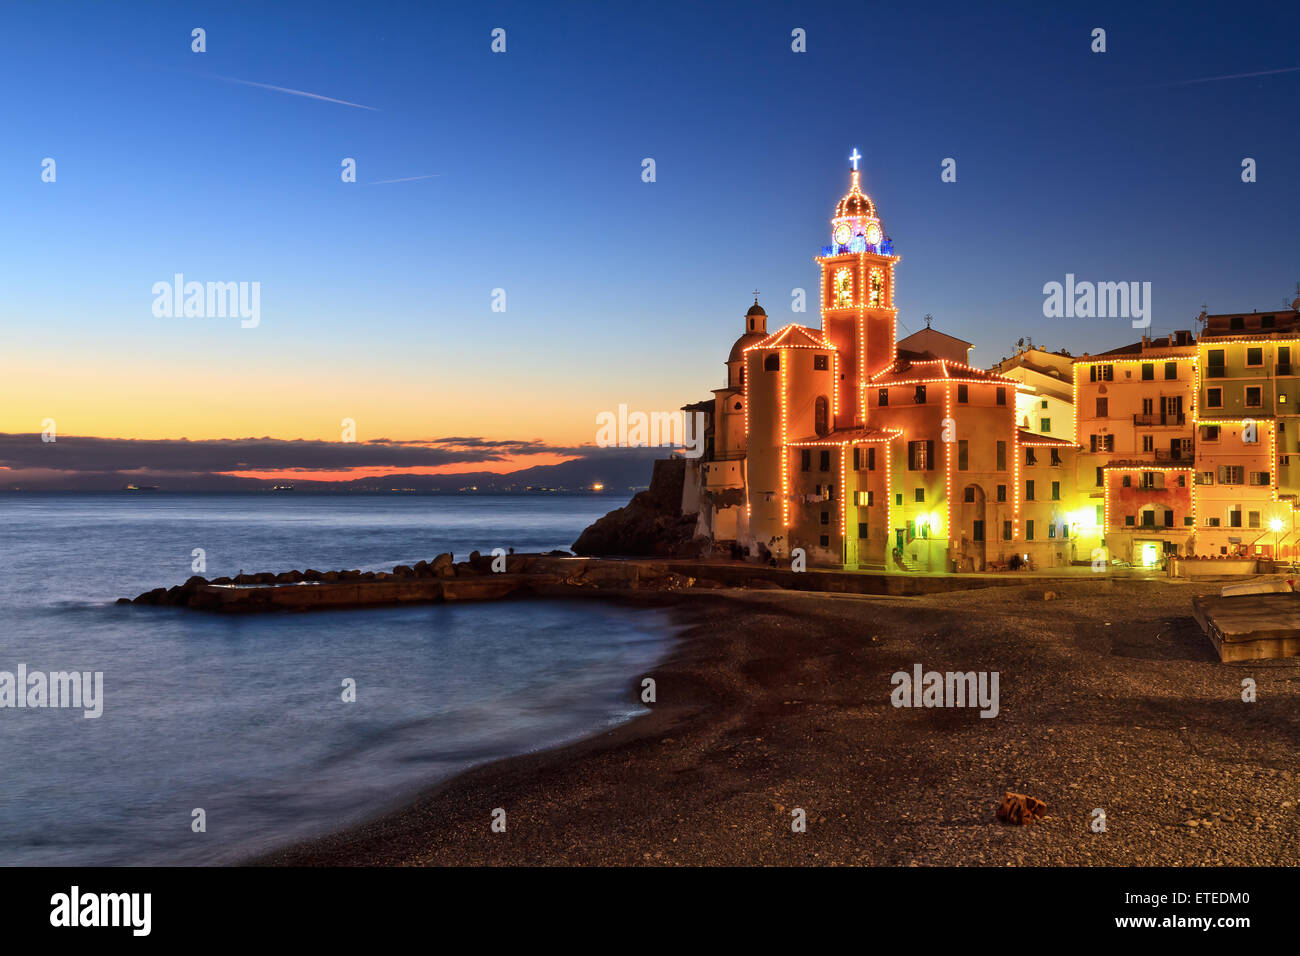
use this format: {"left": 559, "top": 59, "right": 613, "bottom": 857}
{"left": 865, "top": 222, "right": 882, "bottom": 246}
{"left": 832, "top": 222, "right": 851, "bottom": 245}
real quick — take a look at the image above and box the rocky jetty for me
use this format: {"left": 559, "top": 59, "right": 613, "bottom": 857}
{"left": 118, "top": 551, "right": 697, "bottom": 613}
{"left": 572, "top": 458, "right": 703, "bottom": 557}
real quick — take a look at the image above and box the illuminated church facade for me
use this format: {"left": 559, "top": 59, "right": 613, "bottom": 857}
{"left": 693, "top": 154, "right": 1300, "bottom": 571}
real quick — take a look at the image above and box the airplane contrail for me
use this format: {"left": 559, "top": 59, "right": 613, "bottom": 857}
{"left": 1146, "top": 65, "right": 1300, "bottom": 88}
{"left": 197, "top": 71, "right": 379, "bottom": 110}
{"left": 367, "top": 174, "right": 443, "bottom": 185}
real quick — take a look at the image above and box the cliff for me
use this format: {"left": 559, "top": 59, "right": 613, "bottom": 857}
{"left": 571, "top": 458, "right": 702, "bottom": 557}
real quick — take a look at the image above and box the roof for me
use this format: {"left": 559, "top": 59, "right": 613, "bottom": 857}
{"left": 871, "top": 352, "right": 1017, "bottom": 385}
{"left": 746, "top": 324, "right": 833, "bottom": 351}
{"left": 1075, "top": 332, "right": 1196, "bottom": 360}
{"left": 1018, "top": 430, "right": 1076, "bottom": 448}
{"left": 897, "top": 327, "right": 973, "bottom": 350}
{"left": 746, "top": 299, "right": 766, "bottom": 317}
{"left": 834, "top": 169, "right": 877, "bottom": 220}
{"left": 727, "top": 330, "right": 767, "bottom": 363}
{"left": 786, "top": 425, "right": 902, "bottom": 447}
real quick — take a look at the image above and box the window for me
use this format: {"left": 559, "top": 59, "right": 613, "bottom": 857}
{"left": 1142, "top": 435, "right": 1154, "bottom": 452}
{"left": 820, "top": 511, "right": 829, "bottom": 525}
{"left": 963, "top": 486, "right": 975, "bottom": 502}
{"left": 1202, "top": 426, "right": 1220, "bottom": 442}
{"left": 869, "top": 271, "right": 883, "bottom": 307}
{"left": 1247, "top": 347, "right": 1263, "bottom": 367}
{"left": 1230, "top": 316, "right": 1244, "bottom": 330}
{"left": 819, "top": 450, "right": 831, "bottom": 472}
{"left": 1249, "top": 471, "right": 1271, "bottom": 486}
{"left": 1249, "top": 511, "right": 1261, "bottom": 529}
{"left": 914, "top": 385, "right": 927, "bottom": 404}
{"left": 1026, "top": 520, "right": 1035, "bottom": 540}
{"left": 996, "top": 387, "right": 1007, "bottom": 406}
{"left": 858, "top": 522, "right": 869, "bottom": 539}
{"left": 1164, "top": 361, "right": 1177, "bottom": 380}
{"left": 833, "top": 268, "right": 852, "bottom": 307}
{"left": 958, "top": 439, "right": 969, "bottom": 470}
{"left": 1263, "top": 315, "right": 1276, "bottom": 328}
{"left": 1095, "top": 466, "right": 1103, "bottom": 486}
{"left": 1246, "top": 387, "right": 1262, "bottom": 407}
{"left": 996, "top": 484, "right": 1007, "bottom": 502}
{"left": 1142, "top": 397, "right": 1154, "bottom": 416}
{"left": 1089, "top": 434, "right": 1115, "bottom": 452}
{"left": 973, "top": 520, "right": 985, "bottom": 542}
{"left": 1040, "top": 417, "right": 1051, "bottom": 433}
{"left": 1197, "top": 471, "right": 1214, "bottom": 485}
{"left": 1184, "top": 516, "right": 1194, "bottom": 526}
{"left": 915, "top": 488, "right": 925, "bottom": 502}
{"left": 958, "top": 384, "right": 969, "bottom": 403}
{"left": 1206, "top": 516, "right": 1221, "bottom": 527}
{"left": 1207, "top": 388, "right": 1222, "bottom": 408}
{"left": 819, "top": 534, "right": 830, "bottom": 547}
{"left": 852, "top": 447, "right": 860, "bottom": 470}
{"left": 1025, "top": 448, "right": 1037, "bottom": 466}
{"left": 996, "top": 441, "right": 1007, "bottom": 470}
{"left": 1095, "top": 397, "right": 1108, "bottom": 417}
{"left": 1051, "top": 481, "right": 1060, "bottom": 500}
{"left": 878, "top": 388, "right": 889, "bottom": 407}
{"left": 814, "top": 396, "right": 829, "bottom": 436}
{"left": 1089, "top": 365, "right": 1114, "bottom": 382}
{"left": 868, "top": 447, "right": 876, "bottom": 470}
{"left": 908, "top": 440, "right": 935, "bottom": 471}
{"left": 801, "top": 450, "right": 811, "bottom": 471}
{"left": 1003, "top": 520, "right": 1012, "bottom": 540}
{"left": 813, "top": 354, "right": 829, "bottom": 371}
{"left": 764, "top": 354, "right": 779, "bottom": 372}
{"left": 896, "top": 493, "right": 902, "bottom": 506}
{"left": 855, "top": 490, "right": 872, "bottom": 506}
{"left": 1050, "top": 449, "right": 1062, "bottom": 466}
{"left": 1026, "top": 479, "right": 1035, "bottom": 501}
{"left": 1122, "top": 475, "right": 1132, "bottom": 487}
{"left": 1141, "top": 363, "right": 1154, "bottom": 380}
{"left": 1048, "top": 522, "right": 1056, "bottom": 538}
{"left": 1219, "top": 465, "right": 1244, "bottom": 485}
{"left": 1041, "top": 399, "right": 1048, "bottom": 409}
{"left": 1229, "top": 508, "right": 1242, "bottom": 528}
{"left": 1125, "top": 515, "right": 1135, "bottom": 526}
{"left": 1207, "top": 349, "right": 1225, "bottom": 377}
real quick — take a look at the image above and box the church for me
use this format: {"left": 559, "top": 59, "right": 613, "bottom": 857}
{"left": 693, "top": 154, "right": 1084, "bottom": 572}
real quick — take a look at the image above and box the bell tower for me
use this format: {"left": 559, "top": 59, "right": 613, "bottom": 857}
{"left": 817, "top": 150, "right": 900, "bottom": 429}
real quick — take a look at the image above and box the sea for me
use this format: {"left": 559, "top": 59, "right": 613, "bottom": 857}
{"left": 0, "top": 493, "right": 672, "bottom": 866}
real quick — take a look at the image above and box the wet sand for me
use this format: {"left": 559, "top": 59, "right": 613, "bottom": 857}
{"left": 258, "top": 578, "right": 1300, "bottom": 866}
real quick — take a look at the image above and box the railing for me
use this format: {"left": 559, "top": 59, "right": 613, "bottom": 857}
{"left": 1133, "top": 413, "right": 1186, "bottom": 426}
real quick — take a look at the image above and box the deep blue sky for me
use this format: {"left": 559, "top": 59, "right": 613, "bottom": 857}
{"left": 4, "top": 0, "right": 1299, "bottom": 445}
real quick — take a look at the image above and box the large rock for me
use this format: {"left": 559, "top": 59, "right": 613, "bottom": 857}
{"left": 572, "top": 458, "right": 697, "bottom": 557}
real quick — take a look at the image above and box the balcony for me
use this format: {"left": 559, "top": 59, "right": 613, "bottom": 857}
{"left": 1133, "top": 413, "right": 1186, "bottom": 427}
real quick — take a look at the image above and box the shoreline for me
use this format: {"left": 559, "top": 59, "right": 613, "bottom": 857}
{"left": 255, "top": 578, "right": 1300, "bottom": 866}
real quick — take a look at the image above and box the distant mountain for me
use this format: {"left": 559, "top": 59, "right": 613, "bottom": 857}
{"left": 2, "top": 446, "right": 667, "bottom": 493}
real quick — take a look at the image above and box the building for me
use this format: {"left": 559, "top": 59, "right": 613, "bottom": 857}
{"left": 689, "top": 154, "right": 1300, "bottom": 572}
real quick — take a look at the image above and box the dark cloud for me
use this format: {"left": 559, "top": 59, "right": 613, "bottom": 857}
{"left": 0, "top": 434, "right": 591, "bottom": 474}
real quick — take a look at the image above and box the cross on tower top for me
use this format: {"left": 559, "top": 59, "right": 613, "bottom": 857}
{"left": 753, "top": 288, "right": 760, "bottom": 301}
{"left": 849, "top": 148, "right": 862, "bottom": 171}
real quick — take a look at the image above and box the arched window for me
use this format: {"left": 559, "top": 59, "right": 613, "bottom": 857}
{"left": 833, "top": 268, "right": 853, "bottom": 307}
{"left": 764, "top": 354, "right": 779, "bottom": 372}
{"left": 870, "top": 270, "right": 883, "bottom": 307}
{"left": 814, "top": 395, "right": 829, "bottom": 436}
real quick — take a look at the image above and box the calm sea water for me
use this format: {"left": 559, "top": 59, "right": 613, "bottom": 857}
{"left": 0, "top": 494, "right": 671, "bottom": 866}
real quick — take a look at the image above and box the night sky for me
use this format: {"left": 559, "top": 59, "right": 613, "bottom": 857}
{"left": 3, "top": 0, "right": 1298, "bottom": 478}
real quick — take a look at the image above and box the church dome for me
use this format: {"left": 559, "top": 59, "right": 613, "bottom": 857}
{"left": 834, "top": 170, "right": 876, "bottom": 220}
{"left": 746, "top": 302, "right": 766, "bottom": 317}
{"left": 728, "top": 330, "right": 765, "bottom": 364}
